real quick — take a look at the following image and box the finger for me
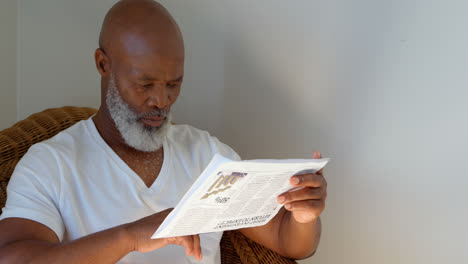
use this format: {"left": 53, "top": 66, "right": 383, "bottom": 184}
{"left": 284, "top": 199, "right": 325, "bottom": 214}
{"left": 312, "top": 150, "right": 321, "bottom": 159}
{"left": 312, "top": 151, "right": 325, "bottom": 175}
{"left": 290, "top": 173, "right": 325, "bottom": 188}
{"left": 168, "top": 237, "right": 186, "bottom": 252}
{"left": 277, "top": 187, "right": 326, "bottom": 204}
{"left": 193, "top": 234, "right": 202, "bottom": 261}
{"left": 181, "top": 236, "right": 194, "bottom": 256}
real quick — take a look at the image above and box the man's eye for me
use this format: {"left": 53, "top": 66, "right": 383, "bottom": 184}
{"left": 142, "top": 83, "right": 153, "bottom": 88}
{"left": 168, "top": 83, "right": 178, "bottom": 88}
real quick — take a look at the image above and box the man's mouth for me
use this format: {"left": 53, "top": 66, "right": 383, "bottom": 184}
{"left": 140, "top": 116, "right": 166, "bottom": 127}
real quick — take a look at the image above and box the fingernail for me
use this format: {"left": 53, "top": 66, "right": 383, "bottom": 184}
{"left": 278, "top": 196, "right": 285, "bottom": 203}
{"left": 292, "top": 177, "right": 300, "bottom": 185}
{"left": 285, "top": 204, "right": 292, "bottom": 210}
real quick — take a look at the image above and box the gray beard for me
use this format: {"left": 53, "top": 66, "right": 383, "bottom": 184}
{"left": 105, "top": 73, "right": 172, "bottom": 152}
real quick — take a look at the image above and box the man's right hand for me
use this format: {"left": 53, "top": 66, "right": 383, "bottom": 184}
{"left": 124, "top": 208, "right": 203, "bottom": 261}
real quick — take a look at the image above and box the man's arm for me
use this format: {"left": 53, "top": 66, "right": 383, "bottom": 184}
{"left": 0, "top": 217, "right": 133, "bottom": 264}
{"left": 0, "top": 209, "right": 202, "bottom": 264}
{"left": 240, "top": 151, "right": 326, "bottom": 259}
{"left": 240, "top": 208, "right": 321, "bottom": 259}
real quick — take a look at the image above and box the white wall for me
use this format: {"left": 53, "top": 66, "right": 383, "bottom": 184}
{"left": 0, "top": 0, "right": 17, "bottom": 130}
{"left": 17, "top": 0, "right": 116, "bottom": 120}
{"left": 16, "top": 0, "right": 468, "bottom": 263}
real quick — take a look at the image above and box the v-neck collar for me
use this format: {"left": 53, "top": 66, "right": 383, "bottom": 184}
{"left": 86, "top": 117, "right": 172, "bottom": 193}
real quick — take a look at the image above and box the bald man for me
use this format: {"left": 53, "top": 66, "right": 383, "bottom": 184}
{"left": 0, "top": 0, "right": 326, "bottom": 263}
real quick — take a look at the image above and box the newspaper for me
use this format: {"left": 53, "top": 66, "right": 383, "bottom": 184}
{"left": 151, "top": 154, "right": 329, "bottom": 239}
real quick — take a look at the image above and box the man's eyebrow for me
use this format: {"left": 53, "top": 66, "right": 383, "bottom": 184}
{"left": 170, "top": 76, "right": 184, "bottom": 82}
{"left": 138, "top": 75, "right": 156, "bottom": 81}
{"left": 137, "top": 75, "right": 183, "bottom": 82}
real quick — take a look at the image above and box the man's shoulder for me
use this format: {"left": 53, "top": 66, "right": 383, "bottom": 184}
{"left": 167, "top": 124, "right": 224, "bottom": 149}
{"left": 167, "top": 124, "right": 240, "bottom": 161}
{"left": 168, "top": 123, "right": 211, "bottom": 140}
{"left": 27, "top": 118, "right": 92, "bottom": 157}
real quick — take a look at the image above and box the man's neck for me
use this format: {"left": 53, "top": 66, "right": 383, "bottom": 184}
{"left": 92, "top": 107, "right": 164, "bottom": 188}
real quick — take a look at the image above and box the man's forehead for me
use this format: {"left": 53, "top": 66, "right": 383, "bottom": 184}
{"left": 110, "top": 32, "right": 184, "bottom": 78}
{"left": 126, "top": 62, "right": 184, "bottom": 81}
{"left": 118, "top": 29, "right": 184, "bottom": 56}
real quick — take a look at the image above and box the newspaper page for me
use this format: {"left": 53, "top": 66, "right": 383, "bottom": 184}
{"left": 152, "top": 154, "right": 329, "bottom": 239}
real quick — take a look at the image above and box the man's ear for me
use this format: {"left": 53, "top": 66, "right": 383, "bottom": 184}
{"left": 94, "top": 48, "right": 110, "bottom": 77}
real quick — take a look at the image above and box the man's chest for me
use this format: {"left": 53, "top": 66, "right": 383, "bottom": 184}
{"left": 57, "top": 168, "right": 222, "bottom": 264}
{"left": 114, "top": 148, "right": 164, "bottom": 187}
{"left": 125, "top": 159, "right": 163, "bottom": 187}
{"left": 60, "top": 163, "right": 179, "bottom": 239}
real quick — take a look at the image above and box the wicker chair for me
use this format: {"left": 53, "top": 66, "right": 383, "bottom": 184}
{"left": 0, "top": 106, "right": 296, "bottom": 264}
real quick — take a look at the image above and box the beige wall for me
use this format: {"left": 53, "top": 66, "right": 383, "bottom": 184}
{"left": 15, "top": 0, "right": 468, "bottom": 263}
{"left": 0, "top": 0, "right": 17, "bottom": 130}
{"left": 17, "top": 0, "right": 109, "bottom": 120}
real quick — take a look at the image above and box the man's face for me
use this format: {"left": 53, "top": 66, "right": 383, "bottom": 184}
{"left": 106, "top": 51, "right": 184, "bottom": 152}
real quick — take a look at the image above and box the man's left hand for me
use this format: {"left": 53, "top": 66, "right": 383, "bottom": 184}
{"left": 277, "top": 150, "right": 327, "bottom": 224}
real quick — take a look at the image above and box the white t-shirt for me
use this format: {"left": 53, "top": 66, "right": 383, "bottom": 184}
{"left": 0, "top": 118, "right": 240, "bottom": 264}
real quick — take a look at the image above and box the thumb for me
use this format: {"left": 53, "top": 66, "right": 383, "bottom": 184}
{"left": 312, "top": 150, "right": 321, "bottom": 159}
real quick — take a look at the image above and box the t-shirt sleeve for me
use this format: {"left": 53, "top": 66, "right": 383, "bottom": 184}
{"left": 209, "top": 135, "right": 241, "bottom": 162}
{"left": 0, "top": 144, "right": 65, "bottom": 241}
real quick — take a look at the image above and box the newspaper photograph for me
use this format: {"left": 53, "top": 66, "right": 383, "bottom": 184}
{"left": 152, "top": 154, "right": 330, "bottom": 239}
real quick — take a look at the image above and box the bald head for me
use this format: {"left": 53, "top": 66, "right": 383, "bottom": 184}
{"left": 93, "top": 0, "right": 185, "bottom": 150}
{"left": 99, "top": 0, "right": 184, "bottom": 64}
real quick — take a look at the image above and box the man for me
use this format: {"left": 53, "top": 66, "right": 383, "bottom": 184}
{"left": 0, "top": 0, "right": 327, "bottom": 263}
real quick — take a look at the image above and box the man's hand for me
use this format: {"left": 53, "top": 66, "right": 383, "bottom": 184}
{"left": 277, "top": 151, "right": 327, "bottom": 224}
{"left": 124, "top": 209, "right": 202, "bottom": 261}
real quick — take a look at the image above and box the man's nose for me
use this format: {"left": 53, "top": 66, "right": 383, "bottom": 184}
{"left": 146, "top": 85, "right": 170, "bottom": 109}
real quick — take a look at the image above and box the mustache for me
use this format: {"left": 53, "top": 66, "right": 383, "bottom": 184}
{"left": 137, "top": 109, "right": 168, "bottom": 119}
